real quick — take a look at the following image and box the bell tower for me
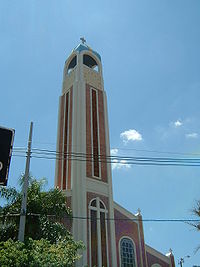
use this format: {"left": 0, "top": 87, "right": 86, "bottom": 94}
{"left": 55, "top": 40, "right": 117, "bottom": 266}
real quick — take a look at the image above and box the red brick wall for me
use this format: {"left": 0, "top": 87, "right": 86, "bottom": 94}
{"left": 114, "top": 208, "right": 142, "bottom": 267}
{"left": 56, "top": 87, "right": 73, "bottom": 190}
{"left": 85, "top": 84, "right": 108, "bottom": 182}
{"left": 63, "top": 93, "right": 69, "bottom": 190}
{"left": 146, "top": 251, "right": 170, "bottom": 267}
{"left": 138, "top": 214, "right": 148, "bottom": 267}
{"left": 86, "top": 84, "right": 92, "bottom": 177}
{"left": 98, "top": 90, "right": 107, "bottom": 182}
{"left": 67, "top": 88, "right": 73, "bottom": 190}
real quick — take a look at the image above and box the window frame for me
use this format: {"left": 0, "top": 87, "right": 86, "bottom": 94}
{"left": 119, "top": 236, "right": 137, "bottom": 267}
{"left": 89, "top": 197, "right": 109, "bottom": 267}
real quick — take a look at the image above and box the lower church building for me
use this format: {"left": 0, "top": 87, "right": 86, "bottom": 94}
{"left": 55, "top": 40, "right": 176, "bottom": 267}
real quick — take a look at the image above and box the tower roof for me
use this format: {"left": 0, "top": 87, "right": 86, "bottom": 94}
{"left": 73, "top": 43, "right": 101, "bottom": 62}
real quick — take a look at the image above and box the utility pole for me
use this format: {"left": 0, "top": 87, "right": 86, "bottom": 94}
{"left": 179, "top": 258, "right": 184, "bottom": 267}
{"left": 178, "top": 255, "right": 190, "bottom": 267}
{"left": 18, "top": 122, "right": 33, "bottom": 242}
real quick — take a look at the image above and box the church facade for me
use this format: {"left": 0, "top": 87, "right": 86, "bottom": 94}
{"left": 55, "top": 41, "right": 175, "bottom": 267}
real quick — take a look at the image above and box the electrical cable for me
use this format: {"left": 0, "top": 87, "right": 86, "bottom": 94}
{"left": 0, "top": 213, "right": 199, "bottom": 223}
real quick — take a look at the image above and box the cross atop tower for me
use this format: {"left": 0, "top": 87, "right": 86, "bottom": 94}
{"left": 80, "top": 37, "right": 86, "bottom": 44}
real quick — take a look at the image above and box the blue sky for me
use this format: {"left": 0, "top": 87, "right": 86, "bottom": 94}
{"left": 1, "top": 1, "right": 200, "bottom": 266}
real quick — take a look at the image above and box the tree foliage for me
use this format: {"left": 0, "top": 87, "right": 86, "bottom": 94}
{"left": 0, "top": 177, "right": 72, "bottom": 242}
{"left": 0, "top": 177, "right": 84, "bottom": 265}
{"left": 0, "top": 238, "right": 83, "bottom": 267}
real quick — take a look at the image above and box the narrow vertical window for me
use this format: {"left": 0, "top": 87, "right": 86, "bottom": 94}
{"left": 89, "top": 198, "right": 109, "bottom": 266}
{"left": 120, "top": 238, "right": 136, "bottom": 267}
{"left": 62, "top": 93, "right": 69, "bottom": 190}
{"left": 92, "top": 89, "right": 100, "bottom": 177}
{"left": 101, "top": 212, "right": 107, "bottom": 267}
{"left": 91, "top": 210, "right": 98, "bottom": 266}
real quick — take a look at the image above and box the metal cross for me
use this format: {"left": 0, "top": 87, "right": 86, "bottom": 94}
{"left": 80, "top": 37, "right": 86, "bottom": 44}
{"left": 137, "top": 208, "right": 141, "bottom": 215}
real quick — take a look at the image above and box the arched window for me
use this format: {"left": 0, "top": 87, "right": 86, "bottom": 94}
{"left": 120, "top": 238, "right": 136, "bottom": 267}
{"left": 83, "top": 54, "right": 99, "bottom": 72}
{"left": 67, "top": 55, "right": 77, "bottom": 74}
{"left": 89, "top": 197, "right": 109, "bottom": 267}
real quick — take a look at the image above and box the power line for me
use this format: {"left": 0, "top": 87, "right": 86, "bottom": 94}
{"left": 12, "top": 154, "right": 200, "bottom": 167}
{"left": 14, "top": 147, "right": 200, "bottom": 162}
{"left": 0, "top": 213, "right": 199, "bottom": 223}
{"left": 14, "top": 147, "right": 200, "bottom": 163}
{"left": 13, "top": 145, "right": 200, "bottom": 157}
{"left": 12, "top": 148, "right": 200, "bottom": 167}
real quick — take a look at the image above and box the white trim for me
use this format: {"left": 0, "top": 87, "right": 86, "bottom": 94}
{"left": 61, "top": 189, "right": 72, "bottom": 197}
{"left": 137, "top": 218, "right": 143, "bottom": 267}
{"left": 96, "top": 197, "right": 102, "bottom": 267}
{"left": 119, "top": 236, "right": 137, "bottom": 267}
{"left": 86, "top": 177, "right": 109, "bottom": 196}
{"left": 114, "top": 202, "right": 138, "bottom": 221}
{"left": 54, "top": 96, "right": 62, "bottom": 187}
{"left": 88, "top": 197, "right": 109, "bottom": 267}
{"left": 66, "top": 55, "right": 77, "bottom": 75}
{"left": 145, "top": 244, "right": 171, "bottom": 264}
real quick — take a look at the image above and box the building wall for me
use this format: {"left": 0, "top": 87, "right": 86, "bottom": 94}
{"left": 146, "top": 252, "right": 170, "bottom": 267}
{"left": 114, "top": 208, "right": 142, "bottom": 267}
{"left": 55, "top": 45, "right": 176, "bottom": 267}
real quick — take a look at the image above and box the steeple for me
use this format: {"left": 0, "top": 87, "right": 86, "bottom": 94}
{"left": 54, "top": 41, "right": 176, "bottom": 267}
{"left": 55, "top": 40, "right": 117, "bottom": 266}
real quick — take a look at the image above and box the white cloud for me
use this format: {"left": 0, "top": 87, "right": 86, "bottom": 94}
{"left": 110, "top": 148, "right": 131, "bottom": 170}
{"left": 174, "top": 120, "right": 182, "bottom": 127}
{"left": 120, "top": 129, "right": 142, "bottom": 143}
{"left": 110, "top": 148, "right": 118, "bottom": 155}
{"left": 185, "top": 133, "right": 198, "bottom": 139}
{"left": 112, "top": 159, "right": 131, "bottom": 170}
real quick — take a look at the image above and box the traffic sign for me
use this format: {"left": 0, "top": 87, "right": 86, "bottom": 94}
{"left": 0, "top": 126, "right": 15, "bottom": 186}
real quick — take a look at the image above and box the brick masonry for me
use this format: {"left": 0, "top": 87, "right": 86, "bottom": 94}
{"left": 146, "top": 252, "right": 170, "bottom": 267}
{"left": 114, "top": 208, "right": 142, "bottom": 267}
{"left": 86, "top": 84, "right": 108, "bottom": 183}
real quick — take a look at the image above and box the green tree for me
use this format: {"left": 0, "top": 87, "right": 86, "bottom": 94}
{"left": 0, "top": 177, "right": 72, "bottom": 242}
{"left": 0, "top": 238, "right": 83, "bottom": 267}
{"left": 0, "top": 177, "right": 84, "bottom": 265}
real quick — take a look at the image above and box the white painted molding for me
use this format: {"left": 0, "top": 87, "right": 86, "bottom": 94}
{"left": 114, "top": 201, "right": 138, "bottom": 222}
{"left": 145, "top": 244, "right": 171, "bottom": 264}
{"left": 86, "top": 177, "right": 109, "bottom": 196}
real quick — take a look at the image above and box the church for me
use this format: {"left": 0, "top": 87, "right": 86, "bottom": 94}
{"left": 55, "top": 40, "right": 176, "bottom": 267}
